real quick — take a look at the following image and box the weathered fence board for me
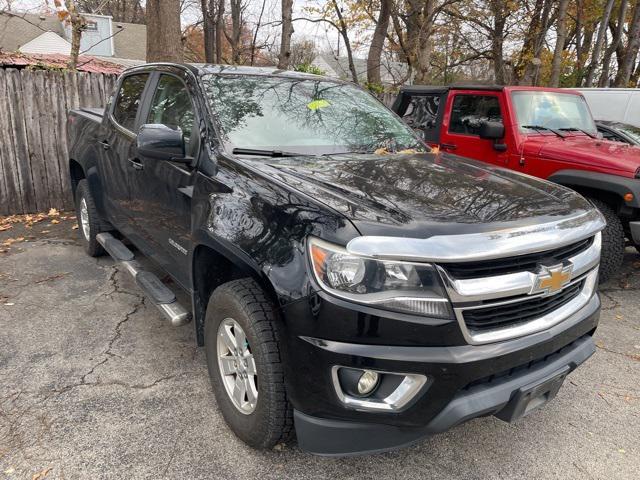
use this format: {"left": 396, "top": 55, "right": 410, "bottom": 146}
{"left": 0, "top": 68, "right": 116, "bottom": 215}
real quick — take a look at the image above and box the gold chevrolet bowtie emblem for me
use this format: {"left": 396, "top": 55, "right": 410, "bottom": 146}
{"left": 533, "top": 264, "right": 573, "bottom": 295}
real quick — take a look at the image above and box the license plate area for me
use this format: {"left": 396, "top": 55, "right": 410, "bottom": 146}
{"left": 495, "top": 366, "right": 570, "bottom": 423}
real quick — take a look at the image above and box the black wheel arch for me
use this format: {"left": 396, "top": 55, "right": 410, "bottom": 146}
{"left": 548, "top": 169, "right": 640, "bottom": 211}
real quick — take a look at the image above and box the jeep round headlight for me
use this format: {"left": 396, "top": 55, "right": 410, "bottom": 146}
{"left": 309, "top": 237, "right": 452, "bottom": 318}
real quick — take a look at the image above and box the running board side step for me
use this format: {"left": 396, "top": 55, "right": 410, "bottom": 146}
{"left": 97, "top": 233, "right": 191, "bottom": 326}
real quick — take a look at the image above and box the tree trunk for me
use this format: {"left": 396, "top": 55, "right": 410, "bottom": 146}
{"left": 519, "top": 0, "right": 554, "bottom": 85}
{"left": 549, "top": 0, "right": 570, "bottom": 87}
{"left": 227, "top": 0, "right": 242, "bottom": 64}
{"left": 277, "top": 0, "right": 294, "bottom": 69}
{"left": 66, "top": 0, "right": 84, "bottom": 70}
{"left": 146, "top": 0, "right": 183, "bottom": 62}
{"left": 598, "top": 0, "right": 628, "bottom": 87}
{"left": 332, "top": 0, "right": 358, "bottom": 83}
{"left": 584, "top": 0, "right": 615, "bottom": 87}
{"left": 614, "top": 1, "right": 640, "bottom": 86}
{"left": 490, "top": 0, "right": 507, "bottom": 84}
{"left": 201, "top": 0, "right": 216, "bottom": 63}
{"left": 215, "top": 0, "right": 225, "bottom": 63}
{"left": 367, "top": 0, "right": 391, "bottom": 85}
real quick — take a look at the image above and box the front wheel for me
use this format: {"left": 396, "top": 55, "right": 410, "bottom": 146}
{"left": 588, "top": 198, "right": 624, "bottom": 283}
{"left": 204, "top": 278, "right": 293, "bottom": 449}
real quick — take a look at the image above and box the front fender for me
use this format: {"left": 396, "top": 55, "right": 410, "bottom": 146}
{"left": 548, "top": 169, "right": 640, "bottom": 209}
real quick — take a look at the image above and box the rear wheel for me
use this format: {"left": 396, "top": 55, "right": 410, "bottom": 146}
{"left": 204, "top": 278, "right": 293, "bottom": 449}
{"left": 588, "top": 198, "right": 624, "bottom": 283}
{"left": 74, "top": 180, "right": 105, "bottom": 257}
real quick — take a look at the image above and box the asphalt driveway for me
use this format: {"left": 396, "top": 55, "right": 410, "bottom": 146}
{"left": 0, "top": 217, "right": 638, "bottom": 479}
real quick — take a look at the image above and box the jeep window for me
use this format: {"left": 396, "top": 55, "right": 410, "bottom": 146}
{"left": 147, "top": 75, "right": 195, "bottom": 141}
{"left": 202, "top": 75, "right": 423, "bottom": 156}
{"left": 511, "top": 91, "right": 597, "bottom": 135}
{"left": 449, "top": 95, "right": 503, "bottom": 136}
{"left": 403, "top": 94, "right": 440, "bottom": 133}
{"left": 112, "top": 73, "right": 149, "bottom": 131}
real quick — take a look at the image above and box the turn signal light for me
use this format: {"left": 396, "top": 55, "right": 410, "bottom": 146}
{"left": 624, "top": 193, "right": 634, "bottom": 202}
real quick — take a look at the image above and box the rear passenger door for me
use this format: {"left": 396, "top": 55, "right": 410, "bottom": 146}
{"left": 128, "top": 72, "right": 198, "bottom": 287}
{"left": 101, "top": 72, "right": 150, "bottom": 232}
{"left": 440, "top": 92, "right": 508, "bottom": 166}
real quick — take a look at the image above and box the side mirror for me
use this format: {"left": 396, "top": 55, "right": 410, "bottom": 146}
{"left": 137, "top": 124, "right": 189, "bottom": 163}
{"left": 479, "top": 121, "right": 505, "bottom": 140}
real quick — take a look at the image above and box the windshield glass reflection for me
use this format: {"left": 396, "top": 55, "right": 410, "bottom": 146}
{"left": 202, "top": 74, "right": 424, "bottom": 156}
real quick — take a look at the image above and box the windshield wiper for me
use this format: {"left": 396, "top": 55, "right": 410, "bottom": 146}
{"left": 558, "top": 127, "right": 597, "bottom": 139}
{"left": 232, "top": 147, "right": 303, "bottom": 157}
{"left": 521, "top": 125, "right": 566, "bottom": 139}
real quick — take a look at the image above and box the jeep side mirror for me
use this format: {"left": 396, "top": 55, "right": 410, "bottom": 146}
{"left": 137, "top": 124, "right": 190, "bottom": 163}
{"left": 479, "top": 121, "right": 505, "bottom": 140}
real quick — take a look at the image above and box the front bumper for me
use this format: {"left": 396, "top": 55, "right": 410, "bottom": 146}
{"left": 281, "top": 292, "right": 600, "bottom": 456}
{"left": 294, "top": 334, "right": 595, "bottom": 455}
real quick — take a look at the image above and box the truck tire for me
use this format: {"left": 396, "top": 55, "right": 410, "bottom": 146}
{"left": 588, "top": 198, "right": 624, "bottom": 283}
{"left": 74, "top": 179, "right": 105, "bottom": 257}
{"left": 204, "top": 278, "right": 294, "bottom": 449}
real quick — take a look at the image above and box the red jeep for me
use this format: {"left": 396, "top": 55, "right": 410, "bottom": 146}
{"left": 392, "top": 86, "right": 640, "bottom": 281}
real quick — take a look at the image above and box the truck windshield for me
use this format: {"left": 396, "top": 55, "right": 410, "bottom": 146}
{"left": 201, "top": 74, "right": 424, "bottom": 156}
{"left": 511, "top": 91, "right": 597, "bottom": 136}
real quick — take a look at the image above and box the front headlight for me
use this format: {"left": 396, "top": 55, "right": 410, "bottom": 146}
{"left": 309, "top": 237, "right": 452, "bottom": 318}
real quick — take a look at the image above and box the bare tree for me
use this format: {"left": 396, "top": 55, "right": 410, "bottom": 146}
{"left": 598, "top": 0, "right": 629, "bottom": 86}
{"left": 549, "top": 0, "right": 570, "bottom": 87}
{"left": 54, "top": 0, "right": 86, "bottom": 70}
{"left": 615, "top": 1, "right": 640, "bottom": 86}
{"left": 226, "top": 0, "right": 244, "bottom": 64}
{"left": 584, "top": 0, "right": 615, "bottom": 86}
{"left": 146, "top": 0, "right": 183, "bottom": 62}
{"left": 367, "top": 0, "right": 391, "bottom": 85}
{"left": 278, "top": 0, "right": 294, "bottom": 69}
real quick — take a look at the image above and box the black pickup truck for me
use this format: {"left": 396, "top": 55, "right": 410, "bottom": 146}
{"left": 67, "top": 63, "right": 604, "bottom": 456}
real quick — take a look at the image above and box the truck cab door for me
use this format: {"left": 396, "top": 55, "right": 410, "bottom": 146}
{"left": 439, "top": 92, "right": 509, "bottom": 167}
{"left": 127, "top": 72, "right": 198, "bottom": 288}
{"left": 99, "top": 73, "right": 150, "bottom": 233}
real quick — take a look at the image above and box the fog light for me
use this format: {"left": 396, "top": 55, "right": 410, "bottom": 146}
{"left": 357, "top": 370, "right": 379, "bottom": 396}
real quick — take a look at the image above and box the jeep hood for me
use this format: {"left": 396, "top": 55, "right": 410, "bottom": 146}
{"left": 248, "top": 152, "right": 594, "bottom": 238}
{"left": 526, "top": 135, "right": 640, "bottom": 175}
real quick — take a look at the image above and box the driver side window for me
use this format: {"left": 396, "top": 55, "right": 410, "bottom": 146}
{"left": 147, "top": 75, "right": 195, "bottom": 145}
{"left": 449, "top": 95, "right": 502, "bottom": 136}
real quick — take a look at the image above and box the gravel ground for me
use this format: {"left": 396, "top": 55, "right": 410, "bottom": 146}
{"left": 0, "top": 216, "right": 638, "bottom": 479}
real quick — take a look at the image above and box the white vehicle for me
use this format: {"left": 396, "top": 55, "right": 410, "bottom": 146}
{"left": 575, "top": 88, "right": 640, "bottom": 127}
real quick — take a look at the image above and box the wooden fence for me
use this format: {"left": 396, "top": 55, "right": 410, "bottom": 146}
{"left": 0, "top": 69, "right": 117, "bottom": 215}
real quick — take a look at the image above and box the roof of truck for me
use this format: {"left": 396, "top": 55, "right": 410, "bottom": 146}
{"left": 123, "top": 62, "right": 347, "bottom": 83}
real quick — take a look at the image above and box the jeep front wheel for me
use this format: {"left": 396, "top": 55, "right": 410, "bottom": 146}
{"left": 588, "top": 198, "right": 624, "bottom": 283}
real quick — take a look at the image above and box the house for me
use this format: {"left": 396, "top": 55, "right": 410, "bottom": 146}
{"left": 311, "top": 53, "right": 411, "bottom": 86}
{"left": 0, "top": 11, "right": 146, "bottom": 68}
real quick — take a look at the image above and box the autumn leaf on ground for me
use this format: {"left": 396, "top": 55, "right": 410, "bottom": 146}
{"left": 72, "top": 225, "right": 78, "bottom": 230}
{"left": 50, "top": 219, "right": 60, "bottom": 225}
{"left": 32, "top": 466, "right": 52, "bottom": 480}
{"left": 0, "top": 225, "right": 12, "bottom": 232}
{"left": 48, "top": 208, "right": 60, "bottom": 217}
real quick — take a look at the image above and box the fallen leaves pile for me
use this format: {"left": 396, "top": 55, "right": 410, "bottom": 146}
{"left": 0, "top": 208, "right": 75, "bottom": 253}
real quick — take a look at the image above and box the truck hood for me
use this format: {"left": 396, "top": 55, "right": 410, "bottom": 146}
{"left": 250, "top": 152, "right": 594, "bottom": 238}
{"left": 528, "top": 135, "right": 640, "bottom": 175}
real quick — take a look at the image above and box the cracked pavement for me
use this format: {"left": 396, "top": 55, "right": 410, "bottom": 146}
{"left": 0, "top": 234, "right": 639, "bottom": 479}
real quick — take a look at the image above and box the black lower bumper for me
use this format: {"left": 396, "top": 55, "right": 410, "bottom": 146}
{"left": 294, "top": 334, "right": 595, "bottom": 456}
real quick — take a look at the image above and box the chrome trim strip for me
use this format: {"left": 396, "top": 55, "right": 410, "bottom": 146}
{"left": 346, "top": 209, "right": 605, "bottom": 263}
{"left": 330, "top": 366, "right": 428, "bottom": 412}
{"left": 454, "top": 268, "right": 598, "bottom": 345}
{"left": 441, "top": 232, "right": 601, "bottom": 303}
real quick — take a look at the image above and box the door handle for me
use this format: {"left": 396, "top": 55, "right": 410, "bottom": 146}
{"left": 128, "top": 158, "right": 143, "bottom": 170}
{"left": 441, "top": 143, "right": 457, "bottom": 151}
{"left": 99, "top": 140, "right": 111, "bottom": 151}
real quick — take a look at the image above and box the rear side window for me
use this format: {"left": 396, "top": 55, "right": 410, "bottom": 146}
{"left": 403, "top": 94, "right": 440, "bottom": 134}
{"left": 449, "top": 95, "right": 502, "bottom": 136}
{"left": 112, "top": 73, "right": 149, "bottom": 131}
